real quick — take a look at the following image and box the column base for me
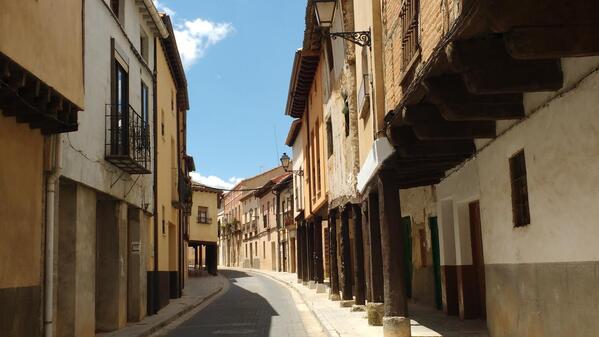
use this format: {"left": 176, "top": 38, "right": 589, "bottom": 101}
{"left": 307, "top": 281, "right": 316, "bottom": 289}
{"left": 339, "top": 299, "right": 355, "bottom": 308}
{"left": 383, "top": 316, "right": 411, "bottom": 337}
{"left": 328, "top": 291, "right": 341, "bottom": 301}
{"left": 350, "top": 304, "right": 366, "bottom": 312}
{"left": 316, "top": 283, "right": 327, "bottom": 293}
{"left": 366, "top": 302, "right": 384, "bottom": 326}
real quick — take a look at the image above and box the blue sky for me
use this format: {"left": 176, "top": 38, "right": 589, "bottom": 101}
{"left": 154, "top": 1, "right": 305, "bottom": 189}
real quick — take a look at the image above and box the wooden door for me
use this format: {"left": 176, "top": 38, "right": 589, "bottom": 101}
{"left": 429, "top": 217, "right": 442, "bottom": 310}
{"left": 468, "top": 201, "right": 486, "bottom": 319}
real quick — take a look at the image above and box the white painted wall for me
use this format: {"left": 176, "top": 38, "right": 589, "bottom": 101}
{"left": 437, "top": 56, "right": 599, "bottom": 266}
{"left": 62, "top": 0, "right": 157, "bottom": 209}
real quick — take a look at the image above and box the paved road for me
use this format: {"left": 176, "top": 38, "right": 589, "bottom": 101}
{"left": 163, "top": 269, "right": 324, "bottom": 337}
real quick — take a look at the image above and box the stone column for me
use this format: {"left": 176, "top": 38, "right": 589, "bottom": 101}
{"left": 378, "top": 170, "right": 410, "bottom": 337}
{"left": 328, "top": 209, "right": 340, "bottom": 300}
{"left": 339, "top": 205, "right": 353, "bottom": 305}
{"left": 313, "top": 216, "right": 324, "bottom": 284}
{"left": 366, "top": 191, "right": 385, "bottom": 325}
{"left": 57, "top": 182, "right": 97, "bottom": 337}
{"left": 127, "top": 207, "right": 146, "bottom": 322}
{"left": 96, "top": 199, "right": 128, "bottom": 332}
{"left": 352, "top": 204, "right": 366, "bottom": 309}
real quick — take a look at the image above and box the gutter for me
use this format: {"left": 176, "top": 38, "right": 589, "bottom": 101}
{"left": 142, "top": 0, "right": 169, "bottom": 39}
{"left": 44, "top": 134, "right": 62, "bottom": 337}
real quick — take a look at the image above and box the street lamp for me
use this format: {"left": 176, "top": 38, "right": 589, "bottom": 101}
{"left": 280, "top": 153, "right": 303, "bottom": 176}
{"left": 313, "top": 0, "right": 371, "bottom": 47}
{"left": 314, "top": 0, "right": 336, "bottom": 28}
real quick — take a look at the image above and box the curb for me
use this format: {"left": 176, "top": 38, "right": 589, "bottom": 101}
{"left": 247, "top": 269, "right": 340, "bottom": 337}
{"left": 135, "top": 276, "right": 226, "bottom": 337}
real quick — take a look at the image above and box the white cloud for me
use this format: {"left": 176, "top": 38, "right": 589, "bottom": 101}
{"left": 190, "top": 172, "right": 243, "bottom": 190}
{"left": 174, "top": 18, "right": 234, "bottom": 68}
{"left": 153, "top": 0, "right": 175, "bottom": 16}
{"left": 152, "top": 1, "right": 233, "bottom": 68}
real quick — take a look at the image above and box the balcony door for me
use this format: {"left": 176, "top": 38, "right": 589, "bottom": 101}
{"left": 112, "top": 60, "right": 129, "bottom": 155}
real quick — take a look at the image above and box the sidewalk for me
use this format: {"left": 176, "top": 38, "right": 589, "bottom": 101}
{"left": 96, "top": 272, "right": 225, "bottom": 337}
{"left": 250, "top": 269, "right": 489, "bottom": 337}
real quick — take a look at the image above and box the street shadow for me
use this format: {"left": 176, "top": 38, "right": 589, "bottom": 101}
{"left": 168, "top": 269, "right": 281, "bottom": 337}
{"left": 220, "top": 269, "right": 253, "bottom": 282}
{"left": 408, "top": 302, "right": 489, "bottom": 337}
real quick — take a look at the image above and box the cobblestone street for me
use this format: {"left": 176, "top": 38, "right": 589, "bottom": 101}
{"left": 162, "top": 269, "right": 326, "bottom": 337}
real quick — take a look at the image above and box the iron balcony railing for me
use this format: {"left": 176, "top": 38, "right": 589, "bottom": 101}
{"left": 105, "top": 104, "right": 151, "bottom": 174}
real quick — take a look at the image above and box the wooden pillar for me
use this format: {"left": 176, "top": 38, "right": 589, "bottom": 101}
{"left": 352, "top": 204, "right": 366, "bottom": 305}
{"left": 340, "top": 205, "right": 353, "bottom": 300}
{"left": 361, "top": 200, "right": 372, "bottom": 303}
{"left": 314, "top": 216, "right": 324, "bottom": 283}
{"left": 199, "top": 244, "right": 203, "bottom": 270}
{"left": 297, "top": 222, "right": 304, "bottom": 281}
{"left": 194, "top": 246, "right": 198, "bottom": 270}
{"left": 302, "top": 221, "right": 310, "bottom": 282}
{"left": 368, "top": 192, "right": 384, "bottom": 303}
{"left": 307, "top": 221, "right": 315, "bottom": 281}
{"left": 378, "top": 169, "right": 408, "bottom": 317}
{"left": 328, "top": 209, "right": 340, "bottom": 299}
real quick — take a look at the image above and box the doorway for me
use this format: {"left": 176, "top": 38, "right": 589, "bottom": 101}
{"left": 468, "top": 201, "right": 486, "bottom": 319}
{"left": 402, "top": 216, "right": 413, "bottom": 299}
{"left": 429, "top": 217, "right": 442, "bottom": 310}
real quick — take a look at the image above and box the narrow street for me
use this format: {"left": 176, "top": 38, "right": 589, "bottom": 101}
{"left": 163, "top": 269, "right": 326, "bottom": 337}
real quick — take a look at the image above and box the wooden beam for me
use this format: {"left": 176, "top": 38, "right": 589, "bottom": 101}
{"left": 484, "top": 0, "right": 599, "bottom": 33}
{"left": 396, "top": 140, "right": 476, "bottom": 157}
{"left": 412, "top": 121, "right": 495, "bottom": 140}
{"left": 438, "top": 103, "right": 524, "bottom": 121}
{"left": 446, "top": 39, "right": 563, "bottom": 94}
{"left": 504, "top": 25, "right": 599, "bottom": 59}
{"left": 400, "top": 105, "right": 445, "bottom": 125}
{"left": 424, "top": 76, "right": 525, "bottom": 120}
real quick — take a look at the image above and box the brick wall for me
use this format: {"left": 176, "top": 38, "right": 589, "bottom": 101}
{"left": 382, "top": 0, "right": 461, "bottom": 112}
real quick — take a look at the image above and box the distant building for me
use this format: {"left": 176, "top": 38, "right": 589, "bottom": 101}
{"left": 188, "top": 183, "right": 222, "bottom": 275}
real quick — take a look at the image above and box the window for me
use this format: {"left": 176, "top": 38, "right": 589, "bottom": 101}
{"left": 140, "top": 28, "right": 149, "bottom": 62}
{"left": 197, "top": 206, "right": 209, "bottom": 224}
{"left": 161, "top": 206, "right": 166, "bottom": 235}
{"left": 110, "top": 0, "right": 120, "bottom": 17}
{"left": 141, "top": 82, "right": 149, "bottom": 124}
{"left": 171, "top": 90, "right": 175, "bottom": 112}
{"left": 161, "top": 109, "right": 165, "bottom": 136}
{"left": 400, "top": 0, "right": 420, "bottom": 69}
{"left": 263, "top": 242, "right": 266, "bottom": 258}
{"left": 326, "top": 118, "right": 333, "bottom": 157}
{"left": 343, "top": 96, "right": 350, "bottom": 137}
{"left": 510, "top": 150, "right": 530, "bottom": 227}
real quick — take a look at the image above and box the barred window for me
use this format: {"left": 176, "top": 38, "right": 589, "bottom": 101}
{"left": 197, "top": 206, "right": 209, "bottom": 224}
{"left": 400, "top": 0, "right": 420, "bottom": 69}
{"left": 510, "top": 150, "right": 530, "bottom": 227}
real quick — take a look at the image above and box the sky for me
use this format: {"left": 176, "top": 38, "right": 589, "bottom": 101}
{"left": 153, "top": 1, "right": 306, "bottom": 189}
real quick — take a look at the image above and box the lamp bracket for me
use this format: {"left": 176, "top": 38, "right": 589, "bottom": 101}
{"left": 328, "top": 30, "right": 371, "bottom": 47}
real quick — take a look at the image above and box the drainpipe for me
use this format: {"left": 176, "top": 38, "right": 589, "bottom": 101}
{"left": 44, "top": 134, "right": 62, "bottom": 337}
{"left": 152, "top": 37, "right": 159, "bottom": 314}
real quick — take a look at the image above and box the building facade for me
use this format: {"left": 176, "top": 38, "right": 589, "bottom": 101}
{"left": 0, "top": 1, "right": 84, "bottom": 336}
{"left": 287, "top": 1, "right": 599, "bottom": 337}
{"left": 188, "top": 184, "right": 221, "bottom": 275}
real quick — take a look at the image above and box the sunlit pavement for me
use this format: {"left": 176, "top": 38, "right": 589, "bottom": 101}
{"left": 163, "top": 269, "right": 325, "bottom": 337}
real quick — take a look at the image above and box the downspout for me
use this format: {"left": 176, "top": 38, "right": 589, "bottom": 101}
{"left": 152, "top": 37, "right": 159, "bottom": 314}
{"left": 44, "top": 134, "right": 62, "bottom": 337}
{"left": 176, "top": 106, "right": 182, "bottom": 296}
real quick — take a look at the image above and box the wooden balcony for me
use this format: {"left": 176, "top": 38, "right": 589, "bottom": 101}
{"left": 105, "top": 104, "right": 151, "bottom": 174}
{"left": 0, "top": 52, "right": 81, "bottom": 134}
